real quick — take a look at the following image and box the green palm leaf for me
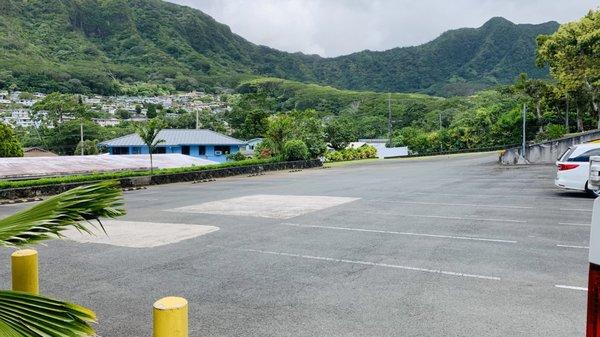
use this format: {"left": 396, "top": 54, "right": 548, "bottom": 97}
{"left": 0, "top": 291, "right": 96, "bottom": 337}
{"left": 0, "top": 181, "right": 126, "bottom": 247}
{"left": 0, "top": 181, "right": 126, "bottom": 336}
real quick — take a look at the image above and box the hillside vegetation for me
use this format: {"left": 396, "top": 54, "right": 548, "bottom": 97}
{"left": 0, "top": 0, "right": 557, "bottom": 96}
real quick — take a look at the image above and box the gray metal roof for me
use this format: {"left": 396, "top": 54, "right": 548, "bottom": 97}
{"left": 99, "top": 129, "right": 246, "bottom": 147}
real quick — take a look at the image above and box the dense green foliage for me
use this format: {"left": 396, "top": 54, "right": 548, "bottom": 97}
{"left": 0, "top": 0, "right": 557, "bottom": 96}
{"left": 282, "top": 140, "right": 309, "bottom": 161}
{"left": 537, "top": 10, "right": 600, "bottom": 128}
{"left": 0, "top": 158, "right": 278, "bottom": 189}
{"left": 0, "top": 123, "right": 23, "bottom": 157}
{"left": 325, "top": 145, "right": 377, "bottom": 162}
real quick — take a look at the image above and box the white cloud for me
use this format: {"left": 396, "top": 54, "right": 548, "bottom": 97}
{"left": 169, "top": 0, "right": 598, "bottom": 57}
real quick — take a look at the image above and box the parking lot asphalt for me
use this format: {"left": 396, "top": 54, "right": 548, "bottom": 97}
{"left": 0, "top": 152, "right": 594, "bottom": 336}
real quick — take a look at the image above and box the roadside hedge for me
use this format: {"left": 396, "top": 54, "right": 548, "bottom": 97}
{"left": 0, "top": 158, "right": 279, "bottom": 189}
{"left": 325, "top": 145, "right": 377, "bottom": 162}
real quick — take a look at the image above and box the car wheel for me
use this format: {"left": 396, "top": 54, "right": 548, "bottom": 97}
{"left": 586, "top": 181, "right": 600, "bottom": 197}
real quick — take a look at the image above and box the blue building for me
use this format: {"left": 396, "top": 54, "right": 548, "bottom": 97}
{"left": 100, "top": 129, "right": 246, "bottom": 163}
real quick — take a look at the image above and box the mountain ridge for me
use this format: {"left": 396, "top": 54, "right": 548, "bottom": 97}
{"left": 0, "top": 0, "right": 559, "bottom": 96}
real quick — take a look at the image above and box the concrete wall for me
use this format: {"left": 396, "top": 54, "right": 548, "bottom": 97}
{"left": 109, "top": 145, "right": 241, "bottom": 163}
{"left": 500, "top": 129, "right": 600, "bottom": 165}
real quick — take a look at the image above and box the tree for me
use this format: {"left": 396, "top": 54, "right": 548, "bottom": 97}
{"left": 75, "top": 139, "right": 100, "bottom": 155}
{"left": 282, "top": 139, "right": 309, "bottom": 161}
{"left": 115, "top": 109, "right": 131, "bottom": 120}
{"left": 0, "top": 122, "right": 24, "bottom": 157}
{"left": 136, "top": 118, "right": 165, "bottom": 174}
{"left": 32, "top": 93, "right": 87, "bottom": 126}
{"left": 265, "top": 114, "right": 294, "bottom": 155}
{"left": 515, "top": 73, "right": 550, "bottom": 132}
{"left": 0, "top": 181, "right": 125, "bottom": 336}
{"left": 537, "top": 10, "right": 600, "bottom": 127}
{"left": 325, "top": 117, "right": 357, "bottom": 150}
{"left": 146, "top": 104, "right": 158, "bottom": 119}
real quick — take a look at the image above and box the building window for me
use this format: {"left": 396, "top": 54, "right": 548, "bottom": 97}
{"left": 214, "top": 145, "right": 231, "bottom": 155}
{"left": 181, "top": 146, "right": 190, "bottom": 155}
{"left": 153, "top": 147, "right": 166, "bottom": 154}
{"left": 112, "top": 147, "right": 129, "bottom": 155}
{"left": 198, "top": 146, "right": 206, "bottom": 155}
{"left": 131, "top": 147, "right": 141, "bottom": 154}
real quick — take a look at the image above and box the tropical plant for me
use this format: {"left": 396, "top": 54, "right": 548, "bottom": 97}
{"left": 0, "top": 122, "right": 23, "bottom": 157}
{"left": 0, "top": 181, "right": 126, "bottom": 336}
{"left": 136, "top": 118, "right": 165, "bottom": 174}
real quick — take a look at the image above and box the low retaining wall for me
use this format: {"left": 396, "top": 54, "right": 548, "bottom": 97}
{"left": 0, "top": 160, "right": 322, "bottom": 200}
{"left": 500, "top": 129, "right": 600, "bottom": 165}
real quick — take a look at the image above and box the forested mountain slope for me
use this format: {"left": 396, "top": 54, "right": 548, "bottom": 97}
{"left": 0, "top": 0, "right": 558, "bottom": 96}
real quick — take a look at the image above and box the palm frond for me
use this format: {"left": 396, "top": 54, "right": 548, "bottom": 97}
{"left": 0, "top": 290, "right": 96, "bottom": 337}
{"left": 0, "top": 181, "right": 126, "bottom": 247}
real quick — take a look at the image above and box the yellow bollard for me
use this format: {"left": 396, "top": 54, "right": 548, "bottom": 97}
{"left": 153, "top": 296, "right": 188, "bottom": 337}
{"left": 11, "top": 249, "right": 39, "bottom": 294}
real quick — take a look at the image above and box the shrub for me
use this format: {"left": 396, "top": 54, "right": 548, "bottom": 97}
{"left": 226, "top": 151, "right": 247, "bottom": 161}
{"left": 282, "top": 139, "right": 309, "bottom": 161}
{"left": 325, "top": 145, "right": 378, "bottom": 162}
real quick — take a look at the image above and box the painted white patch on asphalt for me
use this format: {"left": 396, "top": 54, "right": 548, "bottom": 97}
{"left": 63, "top": 220, "right": 219, "bottom": 248}
{"left": 242, "top": 248, "right": 501, "bottom": 280}
{"left": 555, "top": 285, "right": 588, "bottom": 291}
{"left": 556, "top": 244, "right": 589, "bottom": 249}
{"left": 281, "top": 223, "right": 517, "bottom": 244}
{"left": 173, "top": 194, "right": 360, "bottom": 219}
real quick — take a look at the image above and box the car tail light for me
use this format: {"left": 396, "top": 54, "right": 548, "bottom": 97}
{"left": 558, "top": 163, "right": 580, "bottom": 171}
{"left": 589, "top": 263, "right": 600, "bottom": 336}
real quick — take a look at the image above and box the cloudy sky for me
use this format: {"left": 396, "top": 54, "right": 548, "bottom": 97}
{"left": 169, "top": 0, "right": 597, "bottom": 57}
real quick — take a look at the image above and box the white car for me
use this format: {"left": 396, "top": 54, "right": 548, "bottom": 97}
{"left": 555, "top": 143, "right": 600, "bottom": 196}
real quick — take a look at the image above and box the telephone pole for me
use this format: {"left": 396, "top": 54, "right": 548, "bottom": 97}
{"left": 565, "top": 93, "right": 569, "bottom": 131}
{"left": 387, "top": 93, "right": 392, "bottom": 146}
{"left": 196, "top": 110, "right": 199, "bottom": 129}
{"left": 521, "top": 104, "right": 527, "bottom": 160}
{"left": 439, "top": 112, "right": 443, "bottom": 152}
{"left": 80, "top": 123, "right": 84, "bottom": 156}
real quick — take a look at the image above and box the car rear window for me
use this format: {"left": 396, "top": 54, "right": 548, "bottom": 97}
{"left": 568, "top": 148, "right": 600, "bottom": 162}
{"left": 559, "top": 147, "right": 575, "bottom": 161}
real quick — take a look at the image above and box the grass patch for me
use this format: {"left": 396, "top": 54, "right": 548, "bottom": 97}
{"left": 0, "top": 158, "right": 280, "bottom": 189}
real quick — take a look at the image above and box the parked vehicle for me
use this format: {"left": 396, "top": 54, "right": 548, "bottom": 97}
{"left": 555, "top": 143, "right": 600, "bottom": 196}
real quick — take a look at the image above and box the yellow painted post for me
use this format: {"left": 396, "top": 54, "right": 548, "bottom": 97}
{"left": 153, "top": 297, "right": 188, "bottom": 337}
{"left": 11, "top": 249, "right": 39, "bottom": 294}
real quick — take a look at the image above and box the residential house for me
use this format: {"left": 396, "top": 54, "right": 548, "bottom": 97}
{"left": 100, "top": 129, "right": 246, "bottom": 163}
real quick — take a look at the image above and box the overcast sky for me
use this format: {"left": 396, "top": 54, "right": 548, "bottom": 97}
{"left": 169, "top": 0, "right": 597, "bottom": 57}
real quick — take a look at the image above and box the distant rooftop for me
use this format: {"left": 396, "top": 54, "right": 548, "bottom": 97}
{"left": 100, "top": 129, "right": 246, "bottom": 147}
{"left": 0, "top": 154, "right": 217, "bottom": 179}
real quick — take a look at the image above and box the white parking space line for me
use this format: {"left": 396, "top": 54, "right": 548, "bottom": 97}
{"left": 555, "top": 285, "right": 588, "bottom": 291}
{"left": 386, "top": 201, "right": 533, "bottom": 210}
{"left": 560, "top": 208, "right": 593, "bottom": 212}
{"left": 363, "top": 212, "right": 527, "bottom": 224}
{"left": 242, "top": 248, "right": 501, "bottom": 281}
{"left": 556, "top": 244, "right": 589, "bottom": 249}
{"left": 281, "top": 223, "right": 517, "bottom": 244}
{"left": 558, "top": 222, "right": 590, "bottom": 227}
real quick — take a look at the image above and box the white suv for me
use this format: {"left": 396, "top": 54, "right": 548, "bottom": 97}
{"left": 555, "top": 143, "right": 600, "bottom": 196}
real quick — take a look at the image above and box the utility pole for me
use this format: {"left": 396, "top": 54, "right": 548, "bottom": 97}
{"left": 80, "top": 122, "right": 84, "bottom": 156}
{"left": 196, "top": 110, "right": 199, "bottom": 129}
{"left": 565, "top": 93, "right": 569, "bottom": 131}
{"left": 439, "top": 112, "right": 443, "bottom": 153}
{"left": 387, "top": 93, "right": 392, "bottom": 147}
{"left": 522, "top": 104, "right": 527, "bottom": 160}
